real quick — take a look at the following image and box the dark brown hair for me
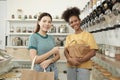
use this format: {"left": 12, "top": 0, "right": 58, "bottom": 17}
{"left": 34, "top": 12, "right": 52, "bottom": 33}
{"left": 61, "top": 7, "right": 81, "bottom": 22}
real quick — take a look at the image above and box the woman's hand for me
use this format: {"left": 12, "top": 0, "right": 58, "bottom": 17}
{"left": 50, "top": 47, "right": 59, "bottom": 54}
{"left": 40, "top": 59, "right": 51, "bottom": 69}
{"left": 67, "top": 57, "right": 81, "bottom": 66}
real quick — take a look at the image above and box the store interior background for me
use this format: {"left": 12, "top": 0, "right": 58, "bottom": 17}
{"left": 0, "top": 0, "right": 120, "bottom": 80}
{"left": 0, "top": 0, "right": 91, "bottom": 80}
{"left": 7, "top": 0, "right": 90, "bottom": 19}
{"left": 0, "top": 0, "right": 90, "bottom": 49}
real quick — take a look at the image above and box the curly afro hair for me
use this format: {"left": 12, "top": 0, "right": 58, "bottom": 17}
{"left": 61, "top": 7, "right": 81, "bottom": 22}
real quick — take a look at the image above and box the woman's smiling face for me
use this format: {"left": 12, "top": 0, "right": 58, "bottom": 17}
{"left": 38, "top": 16, "right": 52, "bottom": 32}
{"left": 69, "top": 16, "right": 81, "bottom": 31}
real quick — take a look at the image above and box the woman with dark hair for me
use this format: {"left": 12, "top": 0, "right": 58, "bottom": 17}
{"left": 28, "top": 12, "right": 60, "bottom": 80}
{"left": 62, "top": 7, "right": 98, "bottom": 80}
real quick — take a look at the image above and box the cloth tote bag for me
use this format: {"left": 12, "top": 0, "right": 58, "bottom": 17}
{"left": 21, "top": 56, "right": 54, "bottom": 80}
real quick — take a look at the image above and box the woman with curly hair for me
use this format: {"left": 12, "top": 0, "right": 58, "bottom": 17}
{"left": 62, "top": 7, "right": 98, "bottom": 80}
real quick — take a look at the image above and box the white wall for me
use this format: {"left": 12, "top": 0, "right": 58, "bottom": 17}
{"left": 0, "top": 0, "right": 7, "bottom": 49}
{"left": 7, "top": 0, "right": 90, "bottom": 19}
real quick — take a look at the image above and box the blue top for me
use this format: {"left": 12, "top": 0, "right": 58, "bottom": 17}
{"left": 28, "top": 33, "right": 55, "bottom": 59}
{"left": 28, "top": 33, "right": 58, "bottom": 80}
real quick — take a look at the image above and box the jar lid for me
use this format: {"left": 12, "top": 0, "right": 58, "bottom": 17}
{"left": 109, "top": 76, "right": 120, "bottom": 80}
{"left": 102, "top": 71, "right": 111, "bottom": 76}
{"left": 95, "top": 65, "right": 103, "bottom": 69}
{"left": 100, "top": 68, "right": 107, "bottom": 72}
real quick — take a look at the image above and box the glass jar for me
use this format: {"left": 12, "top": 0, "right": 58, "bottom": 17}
{"left": 17, "top": 9, "right": 23, "bottom": 19}
{"left": 25, "top": 38, "right": 29, "bottom": 46}
{"left": 102, "top": 44, "right": 105, "bottom": 55}
{"left": 10, "top": 26, "right": 14, "bottom": 33}
{"left": 24, "top": 15, "right": 27, "bottom": 19}
{"left": 48, "top": 25, "right": 56, "bottom": 33}
{"left": 109, "top": 46, "right": 116, "bottom": 58}
{"left": 29, "top": 15, "right": 32, "bottom": 19}
{"left": 16, "top": 26, "right": 21, "bottom": 33}
{"left": 12, "top": 37, "right": 16, "bottom": 46}
{"left": 98, "top": 44, "right": 102, "bottom": 54}
{"left": 112, "top": 2, "right": 120, "bottom": 25}
{"left": 17, "top": 37, "right": 23, "bottom": 46}
{"left": 58, "top": 25, "right": 68, "bottom": 33}
{"left": 22, "top": 37, "right": 26, "bottom": 46}
{"left": 115, "top": 47, "right": 120, "bottom": 60}
{"left": 22, "top": 27, "right": 26, "bottom": 33}
{"left": 11, "top": 14, "right": 15, "bottom": 19}
{"left": 105, "top": 45, "right": 110, "bottom": 56}
{"left": 13, "top": 37, "right": 23, "bottom": 46}
{"left": 27, "top": 27, "right": 33, "bottom": 33}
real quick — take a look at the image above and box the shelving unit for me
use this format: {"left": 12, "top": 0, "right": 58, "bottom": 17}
{"left": 95, "top": 53, "right": 120, "bottom": 68}
{"left": 6, "top": 19, "right": 73, "bottom": 48}
{"left": 92, "top": 53, "right": 120, "bottom": 78}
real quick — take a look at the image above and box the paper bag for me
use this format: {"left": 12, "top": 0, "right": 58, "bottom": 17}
{"left": 67, "top": 40, "right": 90, "bottom": 58}
{"left": 21, "top": 56, "right": 54, "bottom": 80}
{"left": 21, "top": 69, "right": 54, "bottom": 80}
